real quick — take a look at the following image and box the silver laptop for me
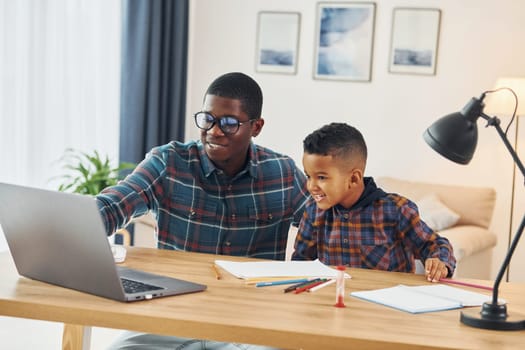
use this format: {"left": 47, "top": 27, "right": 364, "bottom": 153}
{"left": 0, "top": 182, "right": 206, "bottom": 302}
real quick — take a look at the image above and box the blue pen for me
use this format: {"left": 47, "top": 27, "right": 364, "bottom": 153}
{"left": 255, "top": 278, "right": 310, "bottom": 287}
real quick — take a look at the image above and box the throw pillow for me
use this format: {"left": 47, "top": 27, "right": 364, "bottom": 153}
{"left": 416, "top": 194, "right": 460, "bottom": 231}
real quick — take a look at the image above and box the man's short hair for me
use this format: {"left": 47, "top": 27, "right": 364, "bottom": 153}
{"left": 303, "top": 122, "right": 368, "bottom": 165}
{"left": 205, "top": 72, "right": 263, "bottom": 120}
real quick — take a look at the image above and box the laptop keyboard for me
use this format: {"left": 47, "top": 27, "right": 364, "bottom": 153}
{"left": 121, "top": 278, "right": 163, "bottom": 294}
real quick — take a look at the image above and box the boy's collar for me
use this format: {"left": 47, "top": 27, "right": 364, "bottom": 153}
{"left": 336, "top": 177, "right": 386, "bottom": 212}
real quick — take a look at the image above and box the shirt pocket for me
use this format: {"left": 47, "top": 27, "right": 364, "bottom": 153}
{"left": 170, "top": 186, "right": 218, "bottom": 221}
{"left": 247, "top": 202, "right": 287, "bottom": 224}
{"left": 169, "top": 189, "right": 220, "bottom": 248}
{"left": 359, "top": 231, "right": 392, "bottom": 270}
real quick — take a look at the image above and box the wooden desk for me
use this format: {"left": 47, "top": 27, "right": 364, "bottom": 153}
{"left": 0, "top": 247, "right": 524, "bottom": 350}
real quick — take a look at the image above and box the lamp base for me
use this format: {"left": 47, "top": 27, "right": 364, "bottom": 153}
{"left": 460, "top": 302, "right": 525, "bottom": 330}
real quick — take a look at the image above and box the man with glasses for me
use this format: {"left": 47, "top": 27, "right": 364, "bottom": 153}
{"left": 97, "top": 72, "right": 309, "bottom": 350}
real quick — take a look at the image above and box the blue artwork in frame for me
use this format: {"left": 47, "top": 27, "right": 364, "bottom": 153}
{"left": 313, "top": 2, "right": 376, "bottom": 82}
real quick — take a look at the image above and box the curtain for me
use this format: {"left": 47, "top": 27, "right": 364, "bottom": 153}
{"left": 119, "top": 0, "right": 189, "bottom": 165}
{"left": 0, "top": 0, "right": 121, "bottom": 251}
{"left": 0, "top": 0, "right": 122, "bottom": 189}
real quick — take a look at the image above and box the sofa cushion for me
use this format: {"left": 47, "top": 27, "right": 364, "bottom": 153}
{"left": 376, "top": 177, "right": 496, "bottom": 229}
{"left": 439, "top": 225, "right": 497, "bottom": 261}
{"left": 416, "top": 194, "right": 460, "bottom": 231}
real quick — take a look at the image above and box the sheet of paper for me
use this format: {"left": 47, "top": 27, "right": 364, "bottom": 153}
{"left": 214, "top": 259, "right": 350, "bottom": 279}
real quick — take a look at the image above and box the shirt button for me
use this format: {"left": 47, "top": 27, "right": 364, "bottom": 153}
{"left": 225, "top": 241, "right": 231, "bottom": 247}
{"left": 190, "top": 210, "right": 195, "bottom": 216}
{"left": 343, "top": 239, "right": 348, "bottom": 244}
{"left": 227, "top": 185, "right": 232, "bottom": 191}
{"left": 343, "top": 214, "right": 349, "bottom": 219}
{"left": 268, "top": 213, "right": 273, "bottom": 220}
{"left": 231, "top": 214, "right": 236, "bottom": 221}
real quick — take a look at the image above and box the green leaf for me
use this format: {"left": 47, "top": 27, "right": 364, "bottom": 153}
{"left": 54, "top": 149, "right": 136, "bottom": 195}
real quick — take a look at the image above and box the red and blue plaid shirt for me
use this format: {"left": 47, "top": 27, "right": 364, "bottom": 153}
{"left": 96, "top": 140, "right": 309, "bottom": 260}
{"left": 292, "top": 178, "right": 456, "bottom": 275}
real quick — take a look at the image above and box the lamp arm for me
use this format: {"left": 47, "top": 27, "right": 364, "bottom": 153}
{"left": 480, "top": 112, "right": 525, "bottom": 305}
{"left": 481, "top": 113, "right": 525, "bottom": 178}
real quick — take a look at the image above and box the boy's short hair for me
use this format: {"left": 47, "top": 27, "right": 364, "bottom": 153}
{"left": 205, "top": 72, "right": 263, "bottom": 120}
{"left": 303, "top": 122, "right": 368, "bottom": 166}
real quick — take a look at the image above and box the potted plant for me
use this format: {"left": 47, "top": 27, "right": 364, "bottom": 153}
{"left": 56, "top": 148, "right": 135, "bottom": 195}
{"left": 54, "top": 148, "right": 138, "bottom": 246}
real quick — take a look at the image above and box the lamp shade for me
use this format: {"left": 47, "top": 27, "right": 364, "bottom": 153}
{"left": 423, "top": 113, "right": 478, "bottom": 164}
{"left": 423, "top": 97, "right": 484, "bottom": 165}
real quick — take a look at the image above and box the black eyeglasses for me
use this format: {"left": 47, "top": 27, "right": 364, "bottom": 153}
{"left": 194, "top": 112, "right": 253, "bottom": 135}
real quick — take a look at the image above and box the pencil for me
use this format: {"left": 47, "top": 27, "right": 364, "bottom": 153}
{"left": 284, "top": 278, "right": 322, "bottom": 293}
{"left": 308, "top": 278, "right": 336, "bottom": 292}
{"left": 255, "top": 278, "right": 310, "bottom": 287}
{"left": 439, "top": 278, "right": 493, "bottom": 291}
{"left": 212, "top": 264, "right": 222, "bottom": 280}
{"left": 294, "top": 279, "right": 328, "bottom": 294}
{"left": 244, "top": 276, "right": 309, "bottom": 285}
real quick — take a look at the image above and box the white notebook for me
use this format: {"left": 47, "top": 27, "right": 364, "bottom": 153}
{"left": 351, "top": 284, "right": 494, "bottom": 314}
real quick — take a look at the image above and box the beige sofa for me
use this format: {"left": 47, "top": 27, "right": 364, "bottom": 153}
{"left": 376, "top": 177, "right": 497, "bottom": 279}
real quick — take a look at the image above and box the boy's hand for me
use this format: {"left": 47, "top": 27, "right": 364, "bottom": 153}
{"left": 425, "top": 258, "right": 448, "bottom": 282}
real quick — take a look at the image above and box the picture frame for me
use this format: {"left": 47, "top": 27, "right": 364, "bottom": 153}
{"left": 388, "top": 8, "right": 441, "bottom": 75}
{"left": 313, "top": 2, "right": 376, "bottom": 82}
{"left": 255, "top": 11, "right": 301, "bottom": 74}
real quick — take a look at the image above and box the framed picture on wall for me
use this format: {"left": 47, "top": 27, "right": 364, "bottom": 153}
{"left": 255, "top": 11, "right": 301, "bottom": 74}
{"left": 388, "top": 8, "right": 441, "bottom": 75}
{"left": 313, "top": 2, "right": 376, "bottom": 82}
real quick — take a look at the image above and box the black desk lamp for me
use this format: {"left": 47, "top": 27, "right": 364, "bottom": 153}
{"left": 423, "top": 89, "right": 525, "bottom": 330}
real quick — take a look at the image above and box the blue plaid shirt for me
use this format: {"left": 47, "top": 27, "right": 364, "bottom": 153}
{"left": 96, "top": 140, "right": 309, "bottom": 260}
{"left": 292, "top": 178, "right": 456, "bottom": 276}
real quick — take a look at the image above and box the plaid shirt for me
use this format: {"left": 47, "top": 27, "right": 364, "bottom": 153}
{"left": 96, "top": 140, "right": 309, "bottom": 260}
{"left": 292, "top": 178, "right": 456, "bottom": 275}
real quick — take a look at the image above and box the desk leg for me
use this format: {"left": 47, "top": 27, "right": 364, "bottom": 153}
{"left": 62, "top": 324, "right": 92, "bottom": 350}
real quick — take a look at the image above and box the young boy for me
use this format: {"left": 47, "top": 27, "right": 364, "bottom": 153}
{"left": 292, "top": 122, "right": 456, "bottom": 282}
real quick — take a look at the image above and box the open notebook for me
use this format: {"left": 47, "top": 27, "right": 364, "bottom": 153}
{"left": 351, "top": 284, "right": 495, "bottom": 314}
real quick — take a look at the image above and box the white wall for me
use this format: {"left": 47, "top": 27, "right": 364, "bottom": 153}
{"left": 185, "top": 0, "right": 525, "bottom": 280}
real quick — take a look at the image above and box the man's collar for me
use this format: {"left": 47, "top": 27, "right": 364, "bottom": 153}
{"left": 198, "top": 141, "right": 258, "bottom": 179}
{"left": 197, "top": 141, "right": 215, "bottom": 177}
{"left": 246, "top": 142, "right": 259, "bottom": 179}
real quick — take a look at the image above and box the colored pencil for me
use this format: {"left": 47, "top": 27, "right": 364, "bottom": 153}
{"left": 255, "top": 278, "right": 310, "bottom": 287}
{"left": 294, "top": 279, "right": 328, "bottom": 294}
{"left": 211, "top": 264, "right": 222, "bottom": 280}
{"left": 284, "top": 278, "right": 322, "bottom": 293}
{"left": 244, "top": 276, "right": 309, "bottom": 285}
{"left": 308, "top": 278, "right": 336, "bottom": 292}
{"left": 439, "top": 278, "right": 493, "bottom": 291}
